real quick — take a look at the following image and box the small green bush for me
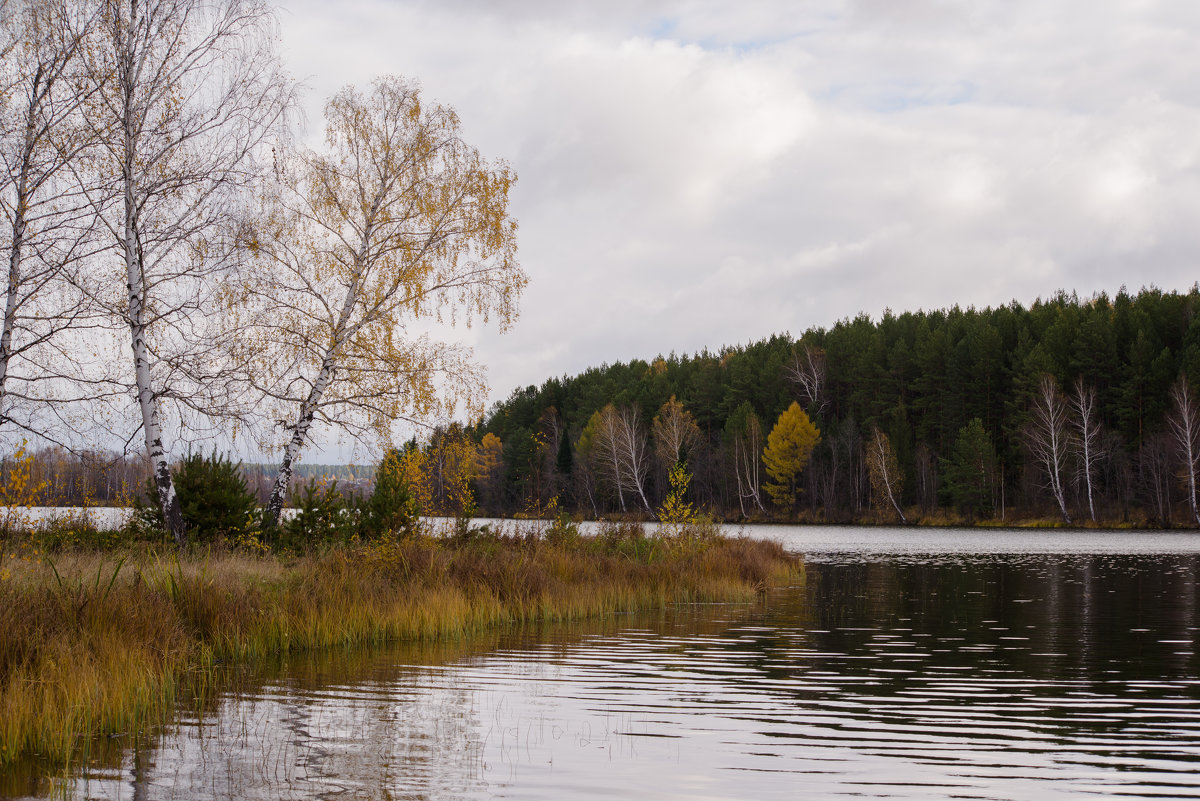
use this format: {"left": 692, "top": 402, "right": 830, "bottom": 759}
{"left": 278, "top": 479, "right": 358, "bottom": 551}
{"left": 360, "top": 449, "right": 419, "bottom": 540}
{"left": 134, "top": 452, "right": 258, "bottom": 544}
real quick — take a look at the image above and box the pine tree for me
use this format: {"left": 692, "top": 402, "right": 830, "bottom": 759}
{"left": 361, "top": 448, "right": 419, "bottom": 539}
{"left": 943, "top": 418, "right": 998, "bottom": 521}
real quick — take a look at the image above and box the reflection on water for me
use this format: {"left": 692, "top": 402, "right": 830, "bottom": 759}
{"left": 6, "top": 529, "right": 1200, "bottom": 800}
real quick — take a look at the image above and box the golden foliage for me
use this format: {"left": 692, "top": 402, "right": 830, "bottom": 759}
{"left": 242, "top": 75, "right": 526, "bottom": 447}
{"left": 763, "top": 402, "right": 821, "bottom": 510}
{"left": 656, "top": 462, "right": 697, "bottom": 529}
{"left": 400, "top": 426, "right": 478, "bottom": 517}
{"left": 0, "top": 443, "right": 47, "bottom": 540}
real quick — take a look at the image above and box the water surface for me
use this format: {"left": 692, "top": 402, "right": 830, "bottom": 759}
{"left": 6, "top": 526, "right": 1200, "bottom": 800}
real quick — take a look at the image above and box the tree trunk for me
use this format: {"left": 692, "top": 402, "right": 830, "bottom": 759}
{"left": 0, "top": 188, "right": 25, "bottom": 410}
{"left": 1168, "top": 378, "right": 1200, "bottom": 527}
{"left": 122, "top": 57, "right": 183, "bottom": 544}
{"left": 264, "top": 227, "right": 369, "bottom": 528}
{"left": 0, "top": 64, "right": 39, "bottom": 418}
{"left": 263, "top": 334, "right": 341, "bottom": 528}
{"left": 1027, "top": 375, "right": 1072, "bottom": 525}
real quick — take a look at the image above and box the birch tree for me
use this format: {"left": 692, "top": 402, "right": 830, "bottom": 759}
{"left": 1167, "top": 375, "right": 1200, "bottom": 526}
{"left": 1024, "top": 374, "right": 1073, "bottom": 524}
{"left": 0, "top": 0, "right": 108, "bottom": 441}
{"left": 1069, "top": 377, "right": 1104, "bottom": 523}
{"left": 82, "top": 0, "right": 294, "bottom": 544}
{"left": 652, "top": 395, "right": 699, "bottom": 469}
{"left": 243, "top": 76, "right": 523, "bottom": 529}
{"left": 585, "top": 404, "right": 651, "bottom": 513}
{"left": 786, "top": 344, "right": 827, "bottom": 414}
{"left": 724, "top": 401, "right": 765, "bottom": 516}
{"left": 866, "top": 426, "right": 906, "bottom": 523}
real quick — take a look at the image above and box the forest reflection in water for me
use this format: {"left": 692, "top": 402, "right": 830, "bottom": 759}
{"left": 6, "top": 530, "right": 1200, "bottom": 800}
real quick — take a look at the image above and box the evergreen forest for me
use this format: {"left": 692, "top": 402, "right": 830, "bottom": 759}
{"left": 454, "top": 286, "right": 1200, "bottom": 526}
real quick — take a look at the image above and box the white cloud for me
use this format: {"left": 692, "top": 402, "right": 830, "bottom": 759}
{"left": 278, "top": 0, "right": 1200, "bottom": 448}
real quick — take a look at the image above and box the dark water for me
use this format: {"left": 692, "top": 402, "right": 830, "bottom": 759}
{"left": 6, "top": 528, "right": 1200, "bottom": 800}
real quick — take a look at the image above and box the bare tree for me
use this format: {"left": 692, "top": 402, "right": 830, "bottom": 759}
{"left": 726, "top": 406, "right": 766, "bottom": 516}
{"left": 80, "top": 0, "right": 295, "bottom": 544}
{"left": 0, "top": 0, "right": 111, "bottom": 443}
{"left": 243, "top": 76, "right": 524, "bottom": 529}
{"left": 588, "top": 404, "right": 651, "bottom": 514}
{"left": 1024, "top": 374, "right": 1073, "bottom": 524}
{"left": 1138, "top": 432, "right": 1174, "bottom": 526}
{"left": 1167, "top": 375, "right": 1200, "bottom": 526}
{"left": 528, "top": 406, "right": 563, "bottom": 506}
{"left": 1069, "top": 377, "right": 1104, "bottom": 523}
{"left": 786, "top": 344, "right": 827, "bottom": 413}
{"left": 652, "top": 395, "right": 699, "bottom": 469}
{"left": 914, "top": 442, "right": 937, "bottom": 514}
{"left": 866, "top": 426, "right": 906, "bottom": 523}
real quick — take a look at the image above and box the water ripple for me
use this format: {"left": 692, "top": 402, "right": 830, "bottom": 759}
{"left": 12, "top": 543, "right": 1200, "bottom": 800}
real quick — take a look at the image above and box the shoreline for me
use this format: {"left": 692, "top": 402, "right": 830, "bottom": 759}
{"left": 0, "top": 526, "right": 801, "bottom": 771}
{"left": 3, "top": 506, "right": 1192, "bottom": 534}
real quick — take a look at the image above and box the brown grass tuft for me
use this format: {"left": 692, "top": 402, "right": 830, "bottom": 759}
{"left": 0, "top": 525, "right": 800, "bottom": 769}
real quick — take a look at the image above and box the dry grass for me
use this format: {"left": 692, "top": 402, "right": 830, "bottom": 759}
{"left": 0, "top": 524, "right": 800, "bottom": 769}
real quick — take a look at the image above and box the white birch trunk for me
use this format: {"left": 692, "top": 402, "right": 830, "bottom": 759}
{"left": 262, "top": 349, "right": 336, "bottom": 528}
{"left": 616, "top": 407, "right": 652, "bottom": 513}
{"left": 0, "top": 178, "right": 26, "bottom": 410}
{"left": 126, "top": 179, "right": 183, "bottom": 544}
{"left": 119, "top": 18, "right": 184, "bottom": 544}
{"left": 1070, "top": 378, "right": 1102, "bottom": 523}
{"left": 264, "top": 244, "right": 367, "bottom": 528}
{"left": 1028, "top": 375, "right": 1072, "bottom": 525}
{"left": 735, "top": 431, "right": 766, "bottom": 513}
{"left": 867, "top": 427, "right": 907, "bottom": 524}
{"left": 1168, "top": 377, "right": 1200, "bottom": 527}
{"left": 872, "top": 429, "right": 907, "bottom": 524}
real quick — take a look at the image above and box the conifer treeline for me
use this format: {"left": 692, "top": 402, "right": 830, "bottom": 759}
{"left": 471, "top": 286, "right": 1200, "bottom": 525}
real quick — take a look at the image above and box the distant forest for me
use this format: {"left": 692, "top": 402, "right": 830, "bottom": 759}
{"left": 3, "top": 456, "right": 375, "bottom": 509}
{"left": 11, "top": 286, "right": 1200, "bottom": 527}
{"left": 466, "top": 286, "right": 1200, "bottom": 526}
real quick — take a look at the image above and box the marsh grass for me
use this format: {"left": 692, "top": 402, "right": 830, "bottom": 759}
{"left": 0, "top": 523, "right": 800, "bottom": 770}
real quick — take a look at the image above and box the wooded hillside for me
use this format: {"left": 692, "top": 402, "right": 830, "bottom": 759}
{"left": 465, "top": 286, "right": 1200, "bottom": 524}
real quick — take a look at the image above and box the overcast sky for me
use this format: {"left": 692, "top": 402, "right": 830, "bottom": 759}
{"left": 276, "top": 0, "right": 1200, "bottom": 453}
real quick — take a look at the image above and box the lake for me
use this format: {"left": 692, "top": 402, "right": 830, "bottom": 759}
{"left": 4, "top": 526, "right": 1200, "bottom": 800}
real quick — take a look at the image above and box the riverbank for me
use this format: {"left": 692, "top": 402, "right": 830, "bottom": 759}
{"left": 0, "top": 522, "right": 800, "bottom": 769}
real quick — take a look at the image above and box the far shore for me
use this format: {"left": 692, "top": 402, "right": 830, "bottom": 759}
{"left": 2, "top": 506, "right": 1194, "bottom": 534}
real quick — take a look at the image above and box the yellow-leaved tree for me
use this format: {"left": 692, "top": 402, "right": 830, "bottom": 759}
{"left": 241, "top": 76, "right": 525, "bottom": 528}
{"left": 474, "top": 432, "right": 504, "bottom": 514}
{"left": 763, "top": 402, "right": 820, "bottom": 512}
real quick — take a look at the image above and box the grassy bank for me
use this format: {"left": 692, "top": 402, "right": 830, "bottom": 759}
{"left": 0, "top": 521, "right": 800, "bottom": 769}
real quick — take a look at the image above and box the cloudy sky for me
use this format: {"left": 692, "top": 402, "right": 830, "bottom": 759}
{"left": 277, "top": 0, "right": 1200, "bottom": 438}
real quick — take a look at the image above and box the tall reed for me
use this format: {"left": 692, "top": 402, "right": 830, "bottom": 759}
{"left": 0, "top": 525, "right": 800, "bottom": 769}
